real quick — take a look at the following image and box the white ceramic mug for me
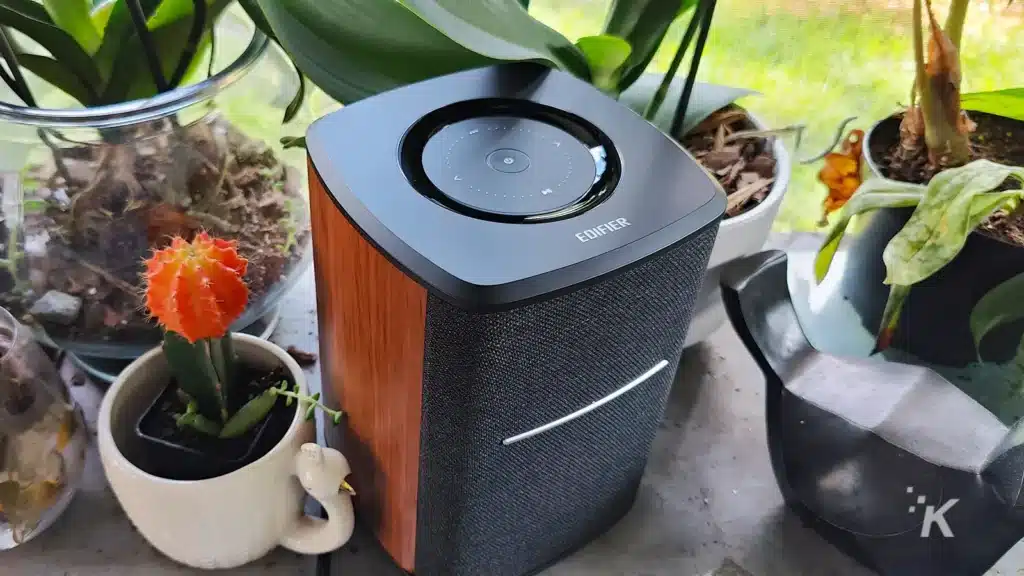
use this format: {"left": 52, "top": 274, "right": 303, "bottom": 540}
{"left": 98, "top": 334, "right": 354, "bottom": 569}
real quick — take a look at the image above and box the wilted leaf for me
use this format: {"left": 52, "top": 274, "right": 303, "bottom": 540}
{"left": 874, "top": 284, "right": 911, "bottom": 353}
{"left": 970, "top": 272, "right": 1024, "bottom": 358}
{"left": 813, "top": 178, "right": 925, "bottom": 284}
{"left": 882, "top": 160, "right": 1024, "bottom": 287}
{"left": 818, "top": 129, "right": 864, "bottom": 222}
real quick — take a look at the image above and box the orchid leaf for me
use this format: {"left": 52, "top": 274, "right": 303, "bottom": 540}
{"left": 971, "top": 272, "right": 1024, "bottom": 357}
{"left": 618, "top": 73, "right": 756, "bottom": 139}
{"left": 0, "top": 0, "right": 102, "bottom": 90}
{"left": 961, "top": 88, "right": 1024, "bottom": 122}
{"left": 257, "top": 0, "right": 509, "bottom": 104}
{"left": 575, "top": 34, "right": 631, "bottom": 94}
{"left": 16, "top": 52, "right": 96, "bottom": 105}
{"left": 814, "top": 178, "right": 925, "bottom": 284}
{"left": 401, "top": 0, "right": 589, "bottom": 78}
{"left": 882, "top": 160, "right": 1024, "bottom": 287}
{"left": 43, "top": 0, "right": 101, "bottom": 54}
{"left": 92, "top": 0, "right": 161, "bottom": 82}
{"left": 602, "top": 0, "right": 697, "bottom": 92}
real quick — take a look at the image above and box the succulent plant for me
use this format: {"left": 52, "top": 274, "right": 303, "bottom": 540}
{"left": 142, "top": 232, "right": 340, "bottom": 438}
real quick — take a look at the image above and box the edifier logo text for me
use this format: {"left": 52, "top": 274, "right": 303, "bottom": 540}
{"left": 576, "top": 218, "right": 631, "bottom": 243}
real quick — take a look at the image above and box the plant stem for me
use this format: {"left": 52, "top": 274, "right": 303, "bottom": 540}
{"left": 671, "top": 0, "right": 717, "bottom": 139}
{"left": 644, "top": 0, "right": 707, "bottom": 122}
{"left": 273, "top": 388, "right": 343, "bottom": 422}
{"left": 0, "top": 27, "right": 35, "bottom": 107}
{"left": 916, "top": 0, "right": 971, "bottom": 166}
{"left": 169, "top": 0, "right": 207, "bottom": 88}
{"left": 126, "top": 0, "right": 169, "bottom": 93}
{"left": 945, "top": 0, "right": 969, "bottom": 50}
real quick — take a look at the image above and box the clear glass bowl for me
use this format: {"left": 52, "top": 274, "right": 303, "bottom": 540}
{"left": 0, "top": 9, "right": 327, "bottom": 359}
{"left": 0, "top": 305, "right": 87, "bottom": 549}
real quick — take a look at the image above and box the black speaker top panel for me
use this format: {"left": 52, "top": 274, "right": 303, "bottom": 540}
{"left": 307, "top": 63, "right": 726, "bottom": 312}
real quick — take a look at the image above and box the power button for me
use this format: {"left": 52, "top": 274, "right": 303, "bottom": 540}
{"left": 486, "top": 148, "right": 531, "bottom": 173}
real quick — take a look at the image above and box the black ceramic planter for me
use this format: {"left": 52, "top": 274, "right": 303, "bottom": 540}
{"left": 133, "top": 382, "right": 293, "bottom": 481}
{"left": 836, "top": 114, "right": 1024, "bottom": 368}
{"left": 722, "top": 250, "right": 1024, "bottom": 576}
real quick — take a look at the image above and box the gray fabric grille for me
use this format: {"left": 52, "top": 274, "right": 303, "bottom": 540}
{"left": 415, "top": 223, "right": 718, "bottom": 576}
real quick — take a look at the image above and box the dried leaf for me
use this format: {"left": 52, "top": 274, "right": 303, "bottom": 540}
{"left": 818, "top": 129, "right": 865, "bottom": 222}
{"left": 286, "top": 346, "right": 318, "bottom": 367}
{"left": 703, "top": 148, "right": 740, "bottom": 171}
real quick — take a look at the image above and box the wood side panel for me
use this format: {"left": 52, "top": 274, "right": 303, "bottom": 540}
{"left": 308, "top": 157, "right": 426, "bottom": 572}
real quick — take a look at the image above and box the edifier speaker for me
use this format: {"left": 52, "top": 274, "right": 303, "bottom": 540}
{"left": 306, "top": 63, "right": 726, "bottom": 576}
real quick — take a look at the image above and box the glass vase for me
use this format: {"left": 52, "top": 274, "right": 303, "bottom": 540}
{"left": 0, "top": 305, "right": 87, "bottom": 549}
{"left": 0, "top": 8, "right": 330, "bottom": 359}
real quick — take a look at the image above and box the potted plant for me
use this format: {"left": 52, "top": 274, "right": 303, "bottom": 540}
{"left": 812, "top": 0, "right": 1024, "bottom": 374}
{"left": 255, "top": 0, "right": 791, "bottom": 347}
{"left": 0, "top": 0, "right": 320, "bottom": 363}
{"left": 97, "top": 231, "right": 354, "bottom": 569}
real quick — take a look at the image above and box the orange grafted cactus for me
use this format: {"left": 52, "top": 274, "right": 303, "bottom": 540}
{"left": 143, "top": 232, "right": 249, "bottom": 343}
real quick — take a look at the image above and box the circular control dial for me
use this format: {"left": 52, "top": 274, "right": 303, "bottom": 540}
{"left": 421, "top": 116, "right": 598, "bottom": 217}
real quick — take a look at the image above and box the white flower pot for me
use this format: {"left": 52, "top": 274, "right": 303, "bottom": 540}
{"left": 98, "top": 333, "right": 354, "bottom": 569}
{"left": 684, "top": 114, "right": 791, "bottom": 347}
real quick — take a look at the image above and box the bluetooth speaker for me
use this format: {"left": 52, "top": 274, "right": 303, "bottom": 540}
{"left": 306, "top": 62, "right": 726, "bottom": 576}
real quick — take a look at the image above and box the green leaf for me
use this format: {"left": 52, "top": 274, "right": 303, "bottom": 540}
{"left": 961, "top": 88, "right": 1024, "bottom": 122}
{"left": 162, "top": 331, "right": 223, "bottom": 422}
{"left": 220, "top": 388, "right": 278, "bottom": 438}
{"left": 91, "top": 0, "right": 114, "bottom": 32}
{"left": 882, "top": 160, "right": 1024, "bottom": 287}
{"left": 43, "top": 0, "right": 101, "bottom": 54}
{"left": 16, "top": 52, "right": 95, "bottom": 105}
{"left": 256, "top": 0, "right": 499, "bottom": 104}
{"left": 280, "top": 135, "right": 306, "bottom": 149}
{"left": 575, "top": 34, "right": 631, "bottom": 94}
{"left": 0, "top": 0, "right": 102, "bottom": 90}
{"left": 176, "top": 411, "right": 221, "bottom": 436}
{"left": 617, "top": 73, "right": 756, "bottom": 139}
{"left": 400, "top": 0, "right": 589, "bottom": 78}
{"left": 812, "top": 178, "right": 925, "bottom": 284}
{"left": 602, "top": 0, "right": 696, "bottom": 92}
{"left": 970, "top": 272, "right": 1024, "bottom": 355}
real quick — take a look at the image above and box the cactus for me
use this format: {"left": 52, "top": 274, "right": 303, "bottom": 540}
{"left": 142, "top": 232, "right": 341, "bottom": 438}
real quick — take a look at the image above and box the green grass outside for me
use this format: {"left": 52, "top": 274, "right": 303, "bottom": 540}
{"left": 529, "top": 0, "right": 1024, "bottom": 232}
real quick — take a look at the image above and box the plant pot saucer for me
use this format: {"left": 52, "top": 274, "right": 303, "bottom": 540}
{"left": 66, "top": 305, "right": 282, "bottom": 385}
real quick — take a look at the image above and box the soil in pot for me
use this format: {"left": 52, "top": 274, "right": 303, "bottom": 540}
{"left": 869, "top": 111, "right": 1024, "bottom": 244}
{"left": 683, "top": 105, "right": 778, "bottom": 219}
{"left": 0, "top": 116, "right": 310, "bottom": 349}
{"left": 134, "top": 364, "right": 295, "bottom": 481}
